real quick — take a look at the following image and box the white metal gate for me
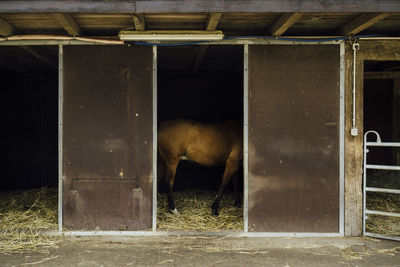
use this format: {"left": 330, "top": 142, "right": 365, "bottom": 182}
{"left": 363, "top": 131, "right": 400, "bottom": 241}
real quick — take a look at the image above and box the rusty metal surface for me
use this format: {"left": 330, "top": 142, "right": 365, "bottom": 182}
{"left": 248, "top": 45, "right": 340, "bottom": 232}
{"left": 62, "top": 46, "right": 153, "bottom": 230}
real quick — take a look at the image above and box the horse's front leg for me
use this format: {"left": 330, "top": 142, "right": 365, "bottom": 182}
{"left": 211, "top": 159, "right": 239, "bottom": 216}
{"left": 232, "top": 172, "right": 241, "bottom": 207}
{"left": 165, "top": 161, "right": 179, "bottom": 214}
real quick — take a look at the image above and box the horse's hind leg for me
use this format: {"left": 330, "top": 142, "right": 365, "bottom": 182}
{"left": 165, "top": 160, "right": 179, "bottom": 214}
{"left": 157, "top": 157, "right": 166, "bottom": 192}
{"left": 211, "top": 158, "right": 239, "bottom": 216}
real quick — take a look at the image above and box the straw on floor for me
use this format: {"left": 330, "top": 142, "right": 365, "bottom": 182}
{"left": 366, "top": 170, "right": 400, "bottom": 236}
{"left": 366, "top": 192, "right": 400, "bottom": 236}
{"left": 157, "top": 189, "right": 243, "bottom": 231}
{"left": 0, "top": 187, "right": 61, "bottom": 254}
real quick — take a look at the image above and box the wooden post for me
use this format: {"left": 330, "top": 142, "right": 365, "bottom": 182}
{"left": 344, "top": 43, "right": 363, "bottom": 236}
{"left": 344, "top": 40, "right": 400, "bottom": 236}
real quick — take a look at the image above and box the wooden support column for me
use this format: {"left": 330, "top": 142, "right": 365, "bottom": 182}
{"left": 340, "top": 13, "right": 389, "bottom": 36}
{"left": 133, "top": 13, "right": 146, "bottom": 31}
{"left": 0, "top": 17, "right": 14, "bottom": 37}
{"left": 344, "top": 40, "right": 400, "bottom": 236}
{"left": 269, "top": 12, "right": 302, "bottom": 36}
{"left": 53, "top": 13, "right": 81, "bottom": 36}
{"left": 193, "top": 12, "right": 222, "bottom": 71}
{"left": 344, "top": 43, "right": 364, "bottom": 236}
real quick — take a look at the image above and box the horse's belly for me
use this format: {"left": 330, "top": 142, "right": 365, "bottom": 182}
{"left": 183, "top": 151, "right": 226, "bottom": 166}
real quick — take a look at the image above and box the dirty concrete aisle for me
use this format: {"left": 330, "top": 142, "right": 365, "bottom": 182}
{"left": 1, "top": 237, "right": 400, "bottom": 267}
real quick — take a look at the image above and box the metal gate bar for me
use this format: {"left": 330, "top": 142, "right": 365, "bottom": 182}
{"left": 363, "top": 130, "right": 400, "bottom": 241}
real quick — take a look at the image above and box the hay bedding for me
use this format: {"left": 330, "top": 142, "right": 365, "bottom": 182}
{"left": 366, "top": 170, "right": 400, "bottom": 237}
{"left": 0, "top": 187, "right": 61, "bottom": 254}
{"left": 157, "top": 190, "right": 243, "bottom": 231}
{"left": 366, "top": 192, "right": 400, "bottom": 236}
{"left": 0, "top": 172, "right": 397, "bottom": 252}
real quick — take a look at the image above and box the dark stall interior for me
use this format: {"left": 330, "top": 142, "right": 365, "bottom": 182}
{"left": 157, "top": 45, "right": 243, "bottom": 192}
{"left": 364, "top": 61, "right": 400, "bottom": 168}
{"left": 0, "top": 46, "right": 58, "bottom": 191}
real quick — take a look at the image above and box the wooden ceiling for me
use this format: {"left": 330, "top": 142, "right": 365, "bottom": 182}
{"left": 1, "top": 12, "right": 400, "bottom": 37}
{"left": 1, "top": 11, "right": 400, "bottom": 73}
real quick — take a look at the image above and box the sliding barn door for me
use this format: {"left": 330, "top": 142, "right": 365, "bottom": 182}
{"left": 248, "top": 45, "right": 340, "bottom": 232}
{"left": 62, "top": 46, "right": 153, "bottom": 230}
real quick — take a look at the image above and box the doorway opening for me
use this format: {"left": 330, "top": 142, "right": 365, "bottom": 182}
{"left": 363, "top": 60, "right": 400, "bottom": 238}
{"left": 157, "top": 45, "right": 244, "bottom": 231}
{"left": 0, "top": 45, "right": 59, "bottom": 252}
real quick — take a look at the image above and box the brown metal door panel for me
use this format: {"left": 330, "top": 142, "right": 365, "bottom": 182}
{"left": 62, "top": 46, "right": 153, "bottom": 230}
{"left": 248, "top": 45, "right": 340, "bottom": 232}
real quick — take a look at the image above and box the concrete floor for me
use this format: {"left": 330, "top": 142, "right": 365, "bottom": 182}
{"left": 1, "top": 236, "right": 400, "bottom": 267}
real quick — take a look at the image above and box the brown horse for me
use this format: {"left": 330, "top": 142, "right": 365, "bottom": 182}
{"left": 157, "top": 119, "right": 243, "bottom": 216}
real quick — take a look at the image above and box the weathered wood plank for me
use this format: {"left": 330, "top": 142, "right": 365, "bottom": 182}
{"left": 340, "top": 13, "right": 389, "bottom": 36}
{"left": 0, "top": 17, "right": 13, "bottom": 37}
{"left": 53, "top": 13, "right": 81, "bottom": 36}
{"left": 145, "top": 13, "right": 207, "bottom": 20}
{"left": 1, "top": 1, "right": 400, "bottom": 13}
{"left": 344, "top": 40, "right": 400, "bottom": 236}
{"left": 358, "top": 40, "right": 400, "bottom": 60}
{"left": 193, "top": 13, "right": 222, "bottom": 71}
{"left": 205, "top": 12, "right": 222, "bottom": 31}
{"left": 365, "top": 71, "right": 400, "bottom": 79}
{"left": 19, "top": 46, "right": 57, "bottom": 69}
{"left": 269, "top": 12, "right": 302, "bottom": 36}
{"left": 137, "top": 1, "right": 400, "bottom": 13}
{"left": 344, "top": 43, "right": 363, "bottom": 236}
{"left": 133, "top": 13, "right": 146, "bottom": 31}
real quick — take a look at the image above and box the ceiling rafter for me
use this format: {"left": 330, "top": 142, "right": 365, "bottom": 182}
{"left": 269, "top": 12, "right": 302, "bottom": 36}
{"left": 133, "top": 13, "right": 146, "bottom": 31}
{"left": 53, "top": 13, "right": 81, "bottom": 36}
{"left": 340, "top": 12, "right": 389, "bottom": 36}
{"left": 0, "top": 17, "right": 14, "bottom": 37}
{"left": 193, "top": 12, "right": 222, "bottom": 71}
{"left": 205, "top": 12, "right": 222, "bottom": 31}
{"left": 19, "top": 46, "right": 58, "bottom": 69}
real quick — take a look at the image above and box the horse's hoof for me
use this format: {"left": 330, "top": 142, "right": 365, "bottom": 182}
{"left": 212, "top": 209, "right": 219, "bottom": 216}
{"left": 170, "top": 208, "right": 180, "bottom": 215}
{"left": 234, "top": 199, "right": 242, "bottom": 207}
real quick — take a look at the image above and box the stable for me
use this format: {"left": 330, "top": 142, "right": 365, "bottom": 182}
{"left": 1, "top": 1, "right": 400, "bottom": 239}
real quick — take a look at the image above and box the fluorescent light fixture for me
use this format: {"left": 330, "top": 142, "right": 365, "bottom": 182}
{"left": 119, "top": 30, "right": 224, "bottom": 41}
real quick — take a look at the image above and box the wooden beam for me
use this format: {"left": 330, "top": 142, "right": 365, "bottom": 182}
{"left": 364, "top": 71, "right": 400, "bottom": 79}
{"left": 53, "top": 13, "right": 81, "bottom": 36}
{"left": 133, "top": 13, "right": 146, "bottom": 31}
{"left": 20, "top": 46, "right": 58, "bottom": 69}
{"left": 269, "top": 12, "right": 302, "bottom": 36}
{"left": 193, "top": 13, "right": 222, "bottom": 71}
{"left": 340, "top": 13, "right": 389, "bottom": 36}
{"left": 205, "top": 12, "right": 222, "bottom": 31}
{"left": 1, "top": 1, "right": 400, "bottom": 13}
{"left": 0, "top": 17, "right": 14, "bottom": 37}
